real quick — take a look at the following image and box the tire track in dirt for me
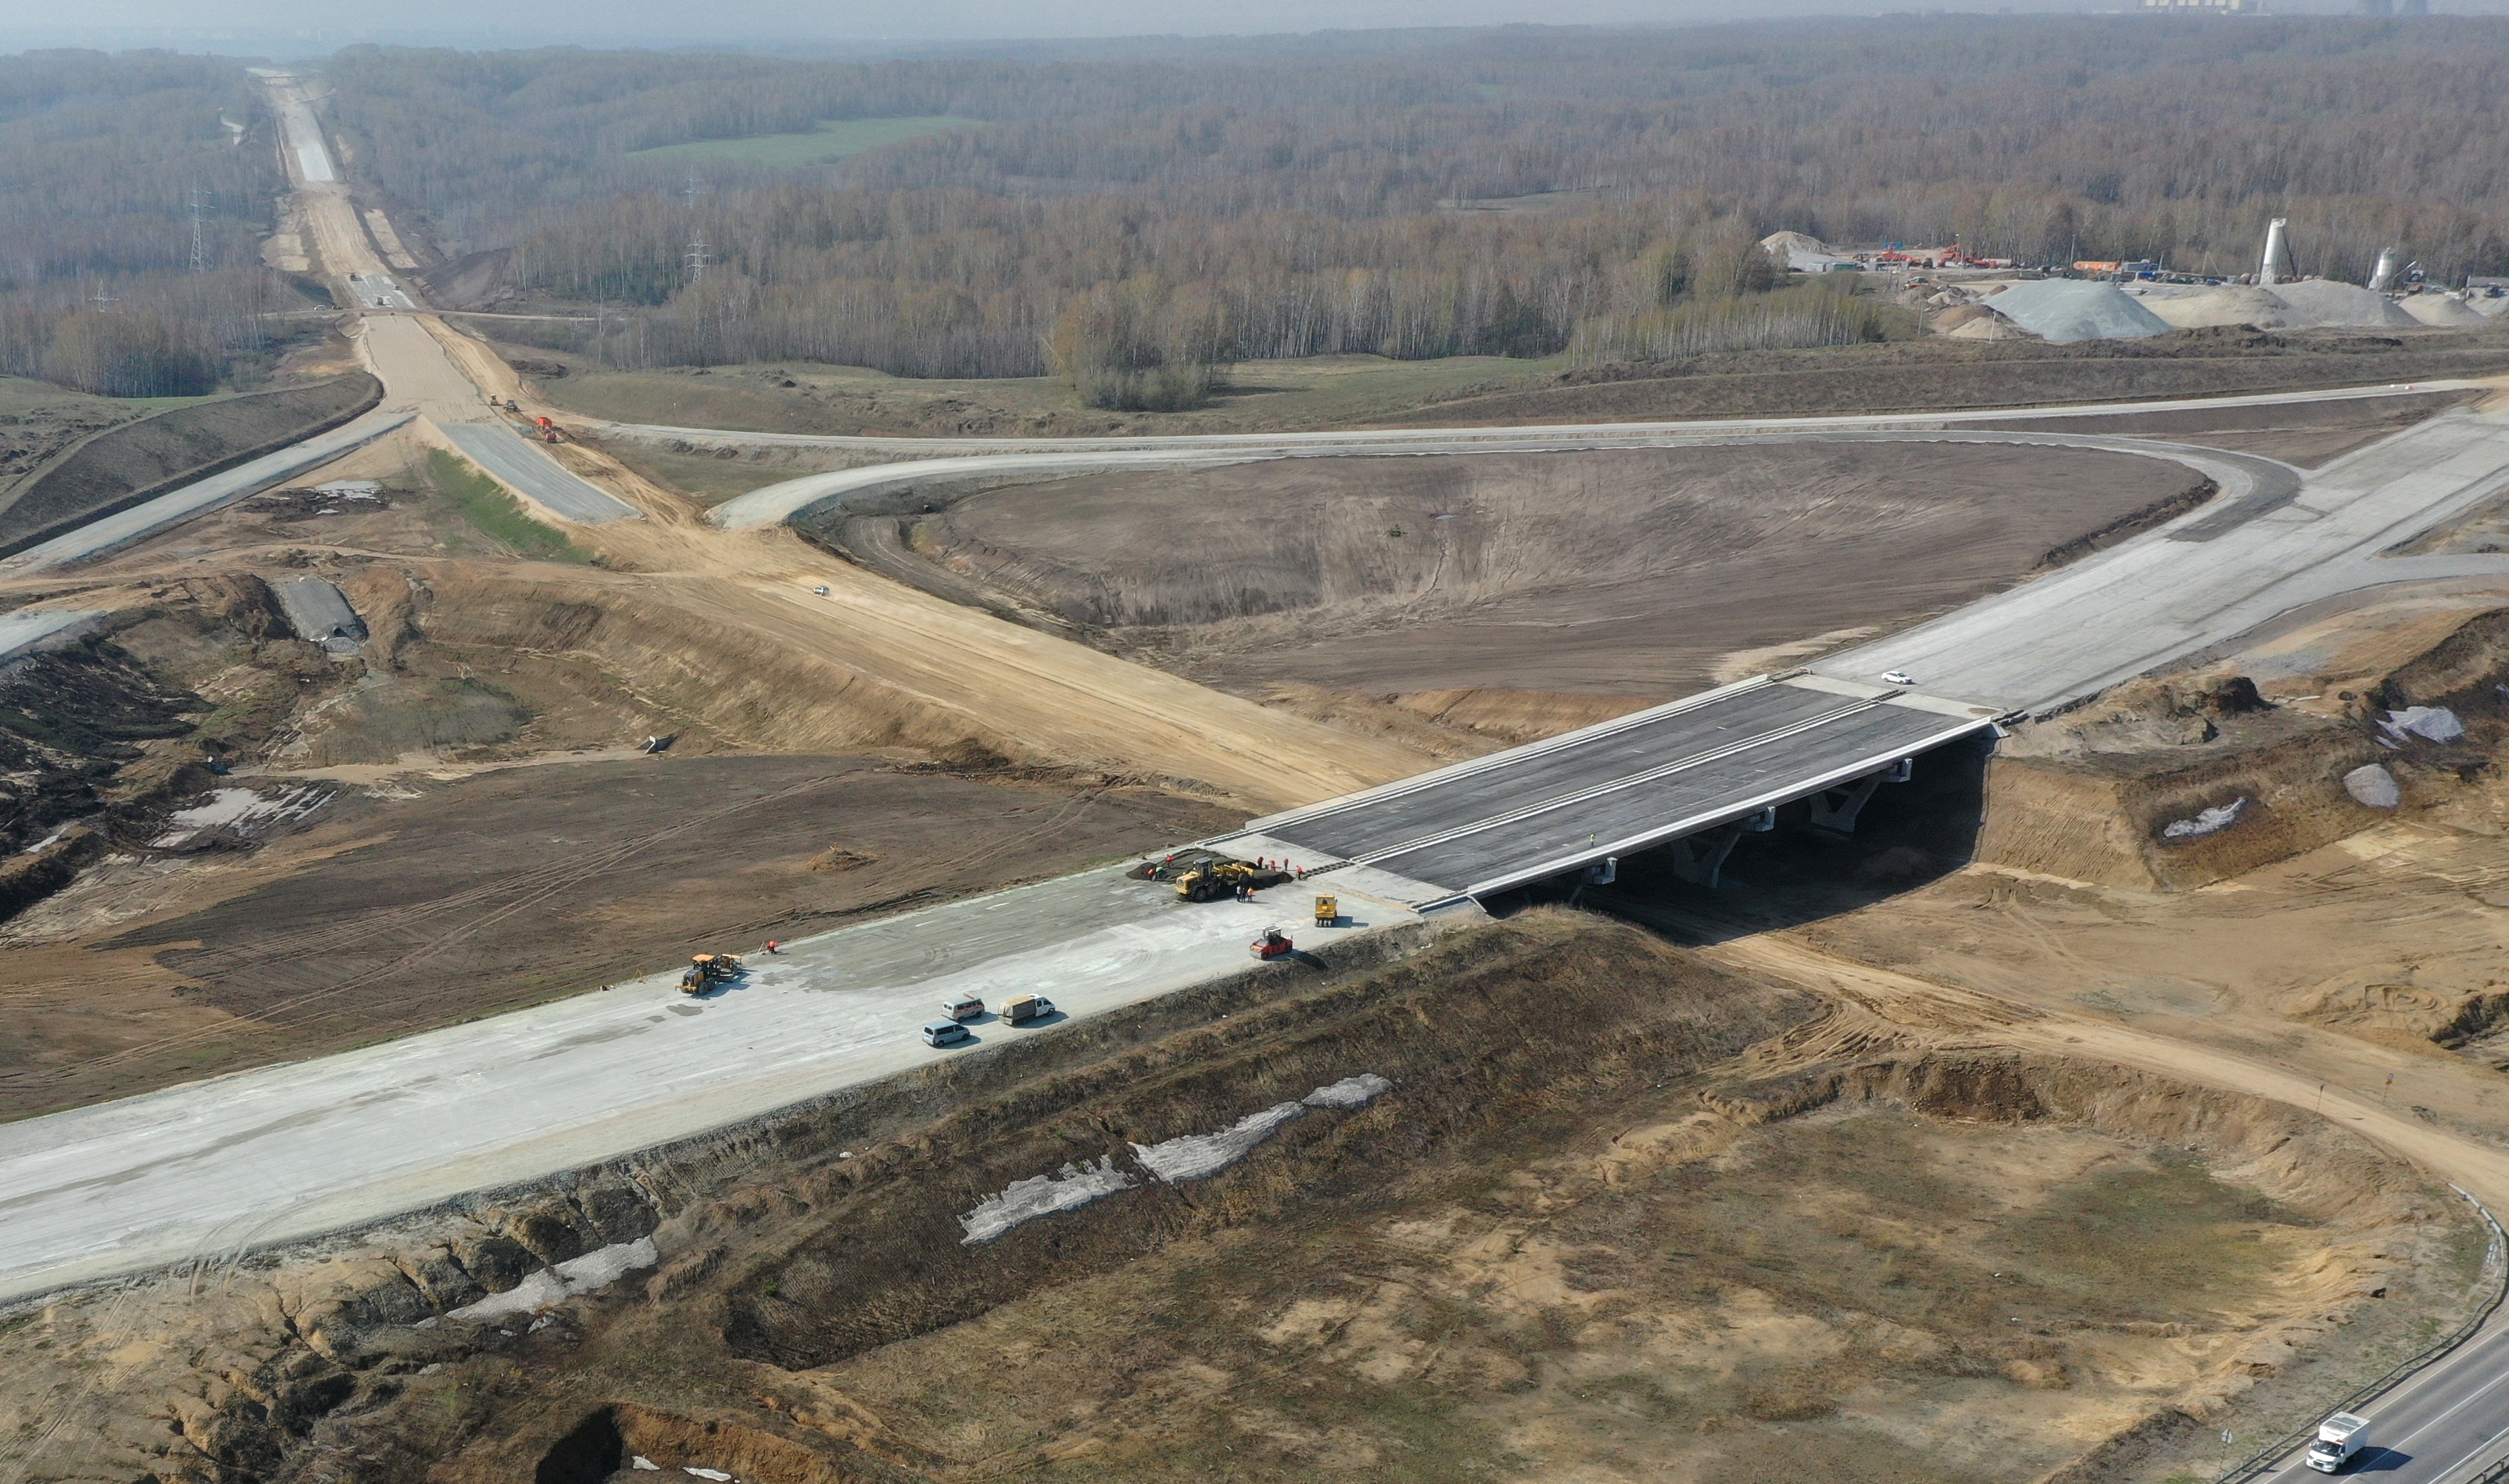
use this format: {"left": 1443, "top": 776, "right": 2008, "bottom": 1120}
{"left": 1609, "top": 894, "right": 2509, "bottom": 1213}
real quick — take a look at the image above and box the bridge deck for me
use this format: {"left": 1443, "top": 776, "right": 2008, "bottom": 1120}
{"left": 1225, "top": 676, "right": 2001, "bottom": 906}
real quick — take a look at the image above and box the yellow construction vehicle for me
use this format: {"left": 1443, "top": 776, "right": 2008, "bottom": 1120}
{"left": 1173, "top": 859, "right": 1291, "bottom": 902}
{"left": 679, "top": 952, "right": 743, "bottom": 994}
{"left": 1313, "top": 894, "right": 1338, "bottom": 927}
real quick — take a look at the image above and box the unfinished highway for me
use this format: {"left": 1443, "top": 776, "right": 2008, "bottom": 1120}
{"left": 9, "top": 392, "right": 2509, "bottom": 1311}
{"left": 12, "top": 69, "right": 2509, "bottom": 1355}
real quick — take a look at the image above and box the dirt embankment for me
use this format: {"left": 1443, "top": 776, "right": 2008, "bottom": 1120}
{"left": 888, "top": 443, "right": 2205, "bottom": 722}
{"left": 1, "top": 912, "right": 2468, "bottom": 1484}
{"left": 0, "top": 372, "right": 380, "bottom": 555}
{"left": 1979, "top": 608, "right": 2509, "bottom": 891}
{"left": 0, "top": 576, "right": 355, "bottom": 916}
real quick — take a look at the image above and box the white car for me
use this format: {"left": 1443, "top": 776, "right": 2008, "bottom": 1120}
{"left": 1880, "top": 670, "right": 1916, "bottom": 686}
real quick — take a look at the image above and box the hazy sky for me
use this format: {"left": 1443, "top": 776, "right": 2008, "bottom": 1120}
{"left": 0, "top": 0, "right": 2199, "bottom": 56}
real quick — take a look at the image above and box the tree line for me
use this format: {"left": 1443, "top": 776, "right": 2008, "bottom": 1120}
{"left": 314, "top": 19, "right": 2509, "bottom": 398}
{"left": 0, "top": 51, "right": 314, "bottom": 396}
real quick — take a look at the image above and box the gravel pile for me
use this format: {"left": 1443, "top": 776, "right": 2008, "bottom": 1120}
{"left": 2399, "top": 294, "right": 2490, "bottom": 329}
{"left": 2265, "top": 278, "right": 2417, "bottom": 329}
{"left": 1981, "top": 279, "right": 2172, "bottom": 342}
{"left": 2127, "top": 284, "right": 2293, "bottom": 331}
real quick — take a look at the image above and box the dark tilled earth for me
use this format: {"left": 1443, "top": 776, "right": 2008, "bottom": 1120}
{"left": 0, "top": 755, "right": 1231, "bottom": 1117}
{"left": 121, "top": 755, "right": 1233, "bottom": 1039}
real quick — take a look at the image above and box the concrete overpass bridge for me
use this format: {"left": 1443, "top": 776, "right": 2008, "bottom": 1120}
{"left": 1224, "top": 674, "right": 1995, "bottom": 907}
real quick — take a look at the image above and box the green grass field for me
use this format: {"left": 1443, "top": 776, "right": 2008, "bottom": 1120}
{"left": 629, "top": 116, "right": 984, "bottom": 168}
{"left": 428, "top": 449, "right": 594, "bottom": 563}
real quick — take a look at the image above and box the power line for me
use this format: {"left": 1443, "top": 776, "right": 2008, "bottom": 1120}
{"left": 188, "top": 184, "right": 209, "bottom": 275}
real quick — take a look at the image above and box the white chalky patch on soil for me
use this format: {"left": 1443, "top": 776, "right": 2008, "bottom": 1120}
{"left": 1303, "top": 1073, "right": 1393, "bottom": 1109}
{"left": 150, "top": 785, "right": 330, "bottom": 847}
{"left": 958, "top": 1158, "right": 1138, "bottom": 1245}
{"left": 445, "top": 1237, "right": 658, "bottom": 1321}
{"left": 958, "top": 1075, "right": 1391, "bottom": 1243}
{"left": 1135, "top": 1103, "right": 1310, "bottom": 1182}
{"left": 2162, "top": 797, "right": 2247, "bottom": 839}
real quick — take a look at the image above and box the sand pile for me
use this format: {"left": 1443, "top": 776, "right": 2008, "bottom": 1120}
{"left": 2266, "top": 278, "right": 2418, "bottom": 330}
{"left": 2399, "top": 293, "right": 2490, "bottom": 329}
{"left": 1982, "top": 279, "right": 2172, "bottom": 342}
{"left": 1942, "top": 310, "right": 2037, "bottom": 340}
{"left": 2127, "top": 284, "right": 2293, "bottom": 331}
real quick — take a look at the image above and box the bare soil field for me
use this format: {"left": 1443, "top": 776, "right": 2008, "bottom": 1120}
{"left": 886, "top": 442, "right": 2207, "bottom": 708}
{"left": 0, "top": 912, "right": 2476, "bottom": 1484}
{"left": 0, "top": 754, "right": 1231, "bottom": 1119}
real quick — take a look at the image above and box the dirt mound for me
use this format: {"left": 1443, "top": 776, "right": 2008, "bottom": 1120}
{"left": 898, "top": 443, "right": 2204, "bottom": 706}
{"left": 1981, "top": 609, "right": 2509, "bottom": 890}
{"left": 0, "top": 373, "right": 381, "bottom": 555}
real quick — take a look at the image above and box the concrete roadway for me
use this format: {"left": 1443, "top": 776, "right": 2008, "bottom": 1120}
{"left": 1820, "top": 403, "right": 2509, "bottom": 713}
{"left": 624, "top": 378, "right": 2483, "bottom": 466}
{"left": 0, "top": 412, "right": 414, "bottom": 574}
{"left": 0, "top": 866, "right": 1410, "bottom": 1303}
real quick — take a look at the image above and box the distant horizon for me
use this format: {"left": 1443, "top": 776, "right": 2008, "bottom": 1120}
{"left": 9, "top": 3, "right": 2493, "bottom": 61}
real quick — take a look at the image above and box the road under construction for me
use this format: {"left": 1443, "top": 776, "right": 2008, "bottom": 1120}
{"left": 9, "top": 68, "right": 2509, "bottom": 1484}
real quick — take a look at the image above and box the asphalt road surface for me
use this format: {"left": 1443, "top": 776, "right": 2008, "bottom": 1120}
{"left": 0, "top": 866, "right": 1411, "bottom": 1302}
{"left": 638, "top": 379, "right": 2483, "bottom": 466}
{"left": 706, "top": 424, "right": 2289, "bottom": 533}
{"left": 439, "top": 423, "right": 642, "bottom": 524}
{"left": 2251, "top": 1283, "right": 2509, "bottom": 1484}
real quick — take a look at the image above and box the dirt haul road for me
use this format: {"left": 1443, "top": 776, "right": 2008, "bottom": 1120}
{"left": 1630, "top": 901, "right": 2509, "bottom": 1484}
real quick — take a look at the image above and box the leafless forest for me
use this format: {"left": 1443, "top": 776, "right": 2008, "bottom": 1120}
{"left": 11, "top": 20, "right": 2509, "bottom": 400}
{"left": 0, "top": 52, "right": 314, "bottom": 394}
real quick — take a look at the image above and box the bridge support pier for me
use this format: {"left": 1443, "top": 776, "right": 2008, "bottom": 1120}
{"left": 1808, "top": 757, "right": 1913, "bottom": 835}
{"left": 1669, "top": 809, "right": 1776, "bottom": 889}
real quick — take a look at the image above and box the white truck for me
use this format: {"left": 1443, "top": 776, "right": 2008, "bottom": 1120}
{"left": 2306, "top": 1413, "right": 2371, "bottom": 1474}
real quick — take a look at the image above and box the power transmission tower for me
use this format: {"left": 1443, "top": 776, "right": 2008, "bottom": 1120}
{"left": 188, "top": 186, "right": 209, "bottom": 275}
{"left": 685, "top": 231, "right": 713, "bottom": 286}
{"left": 682, "top": 172, "right": 704, "bottom": 211}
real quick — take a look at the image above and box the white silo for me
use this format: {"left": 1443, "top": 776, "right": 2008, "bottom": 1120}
{"left": 2260, "top": 218, "right": 2293, "bottom": 286}
{"left": 2368, "top": 248, "right": 2401, "bottom": 293}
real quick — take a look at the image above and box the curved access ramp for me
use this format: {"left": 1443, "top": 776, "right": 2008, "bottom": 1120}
{"left": 706, "top": 423, "right": 2295, "bottom": 534}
